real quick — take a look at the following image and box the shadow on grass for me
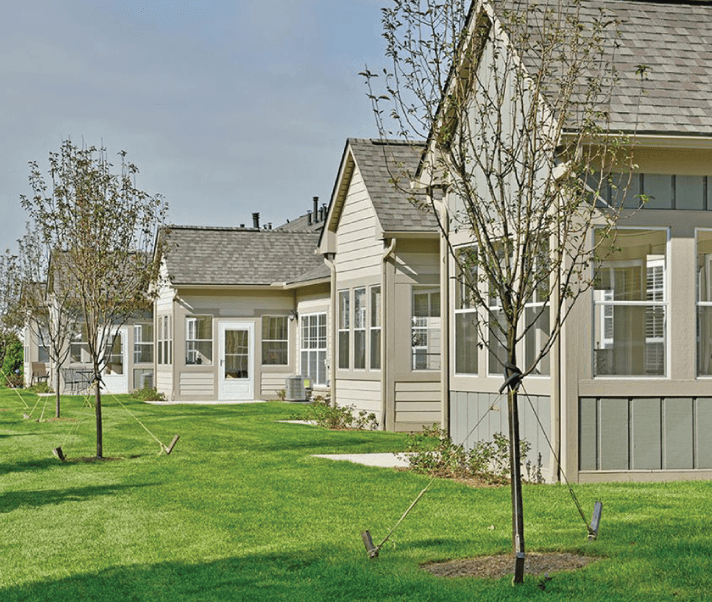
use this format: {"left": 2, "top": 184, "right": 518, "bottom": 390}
{"left": 0, "top": 457, "right": 63, "bottom": 475}
{"left": 0, "top": 549, "right": 470, "bottom": 602}
{"left": 0, "top": 483, "right": 154, "bottom": 514}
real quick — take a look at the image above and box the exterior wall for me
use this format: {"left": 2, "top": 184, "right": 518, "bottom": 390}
{"left": 561, "top": 147, "right": 712, "bottom": 482}
{"left": 386, "top": 239, "right": 442, "bottom": 432}
{"left": 171, "top": 287, "right": 297, "bottom": 401}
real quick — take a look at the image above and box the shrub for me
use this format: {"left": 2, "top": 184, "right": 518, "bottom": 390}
{"left": 275, "top": 389, "right": 286, "bottom": 401}
{"left": 28, "top": 382, "right": 53, "bottom": 394}
{"left": 305, "top": 394, "right": 378, "bottom": 430}
{"left": 131, "top": 386, "right": 165, "bottom": 402}
{"left": 1, "top": 335, "right": 24, "bottom": 388}
{"left": 401, "top": 424, "right": 541, "bottom": 485}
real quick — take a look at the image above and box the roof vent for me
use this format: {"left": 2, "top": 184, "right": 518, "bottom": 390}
{"left": 252, "top": 212, "right": 260, "bottom": 229}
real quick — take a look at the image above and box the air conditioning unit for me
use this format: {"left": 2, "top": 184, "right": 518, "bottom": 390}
{"left": 285, "top": 375, "right": 306, "bottom": 401}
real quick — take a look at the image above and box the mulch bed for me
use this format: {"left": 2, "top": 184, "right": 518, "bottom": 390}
{"left": 422, "top": 552, "right": 599, "bottom": 580}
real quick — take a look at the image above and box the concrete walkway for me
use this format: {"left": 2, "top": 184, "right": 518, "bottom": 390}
{"left": 145, "top": 399, "right": 267, "bottom": 405}
{"left": 312, "top": 453, "right": 410, "bottom": 468}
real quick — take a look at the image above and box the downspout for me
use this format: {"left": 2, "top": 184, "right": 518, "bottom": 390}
{"left": 381, "top": 238, "right": 396, "bottom": 431}
{"left": 324, "top": 254, "right": 337, "bottom": 402}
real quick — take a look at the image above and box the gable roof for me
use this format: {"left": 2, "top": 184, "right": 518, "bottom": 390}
{"left": 161, "top": 226, "right": 324, "bottom": 287}
{"left": 493, "top": 0, "right": 712, "bottom": 136}
{"left": 348, "top": 139, "right": 439, "bottom": 232}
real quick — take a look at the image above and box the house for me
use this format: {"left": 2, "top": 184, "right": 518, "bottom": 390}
{"left": 318, "top": 138, "right": 442, "bottom": 430}
{"left": 154, "top": 223, "right": 330, "bottom": 401}
{"left": 414, "top": 0, "right": 712, "bottom": 482}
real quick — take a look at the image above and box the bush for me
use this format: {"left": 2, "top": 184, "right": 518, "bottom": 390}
{"left": 304, "top": 394, "right": 378, "bottom": 430}
{"left": 28, "top": 382, "right": 53, "bottom": 394}
{"left": 401, "top": 424, "right": 542, "bottom": 485}
{"left": 1, "top": 335, "right": 24, "bottom": 388}
{"left": 131, "top": 386, "right": 165, "bottom": 402}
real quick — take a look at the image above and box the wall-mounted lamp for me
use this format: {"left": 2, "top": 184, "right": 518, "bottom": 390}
{"left": 288, "top": 310, "right": 298, "bottom": 322}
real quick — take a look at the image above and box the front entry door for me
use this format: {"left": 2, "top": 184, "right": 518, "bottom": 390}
{"left": 219, "top": 322, "right": 254, "bottom": 400}
{"left": 102, "top": 326, "right": 129, "bottom": 394}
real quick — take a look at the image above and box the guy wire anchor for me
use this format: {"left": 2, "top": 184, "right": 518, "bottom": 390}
{"left": 588, "top": 501, "right": 603, "bottom": 541}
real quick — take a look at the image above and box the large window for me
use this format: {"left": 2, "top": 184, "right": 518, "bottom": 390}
{"left": 300, "top": 313, "right": 327, "bottom": 385}
{"left": 338, "top": 290, "right": 350, "bottom": 369}
{"left": 593, "top": 228, "right": 668, "bottom": 376}
{"left": 186, "top": 315, "right": 212, "bottom": 365}
{"left": 262, "top": 316, "right": 288, "bottom": 365}
{"left": 370, "top": 286, "right": 381, "bottom": 370}
{"left": 70, "top": 323, "right": 89, "bottom": 363}
{"left": 158, "top": 315, "right": 172, "bottom": 365}
{"left": 697, "top": 230, "right": 712, "bottom": 375}
{"left": 412, "top": 287, "right": 441, "bottom": 370}
{"left": 454, "top": 248, "right": 478, "bottom": 375}
{"left": 37, "top": 328, "right": 50, "bottom": 363}
{"left": 354, "top": 288, "right": 366, "bottom": 370}
{"left": 133, "top": 322, "right": 154, "bottom": 364}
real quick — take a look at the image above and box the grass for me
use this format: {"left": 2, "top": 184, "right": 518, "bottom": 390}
{"left": 0, "top": 385, "right": 710, "bottom": 601}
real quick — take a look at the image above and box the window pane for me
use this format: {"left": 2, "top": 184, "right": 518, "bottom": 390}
{"left": 676, "top": 175, "right": 704, "bottom": 210}
{"left": 261, "top": 316, "right": 288, "bottom": 365}
{"left": 455, "top": 311, "right": 477, "bottom": 374}
{"left": 371, "top": 286, "right": 381, "bottom": 327}
{"left": 643, "top": 174, "right": 672, "bottom": 209}
{"left": 262, "top": 342, "right": 288, "bottom": 365}
{"left": 411, "top": 287, "right": 441, "bottom": 370}
{"left": 488, "top": 310, "right": 508, "bottom": 375}
{"left": 339, "top": 291, "right": 350, "bottom": 328}
{"left": 186, "top": 316, "right": 213, "bottom": 365}
{"left": 524, "top": 306, "right": 550, "bottom": 376}
{"left": 593, "top": 229, "right": 667, "bottom": 376}
{"left": 338, "top": 332, "right": 349, "bottom": 369}
{"left": 354, "top": 288, "right": 366, "bottom": 329}
{"left": 354, "top": 330, "right": 365, "bottom": 370}
{"left": 370, "top": 329, "right": 381, "bottom": 370}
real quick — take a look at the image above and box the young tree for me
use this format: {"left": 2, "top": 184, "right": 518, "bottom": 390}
{"left": 364, "top": 0, "right": 644, "bottom": 582}
{"left": 20, "top": 140, "right": 168, "bottom": 458}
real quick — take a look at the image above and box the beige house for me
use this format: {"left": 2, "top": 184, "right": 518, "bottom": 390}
{"left": 154, "top": 224, "right": 330, "bottom": 401}
{"left": 318, "top": 139, "right": 442, "bottom": 430}
{"left": 419, "top": 0, "right": 712, "bottom": 482}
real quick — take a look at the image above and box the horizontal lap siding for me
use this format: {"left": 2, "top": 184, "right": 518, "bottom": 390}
{"left": 156, "top": 369, "right": 173, "bottom": 399}
{"left": 450, "top": 391, "right": 551, "bottom": 476}
{"left": 261, "top": 372, "right": 291, "bottom": 399}
{"left": 335, "top": 167, "right": 381, "bottom": 281}
{"left": 335, "top": 379, "right": 382, "bottom": 425}
{"left": 579, "top": 397, "right": 712, "bottom": 471}
{"left": 179, "top": 372, "right": 214, "bottom": 397}
{"left": 394, "top": 380, "right": 441, "bottom": 431}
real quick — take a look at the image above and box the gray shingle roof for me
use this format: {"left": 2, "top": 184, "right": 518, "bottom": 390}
{"left": 162, "top": 226, "right": 324, "bottom": 286}
{"left": 348, "top": 139, "right": 439, "bottom": 233}
{"left": 495, "top": 0, "right": 712, "bottom": 136}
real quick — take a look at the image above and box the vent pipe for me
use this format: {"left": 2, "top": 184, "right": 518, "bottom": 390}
{"left": 307, "top": 211, "right": 312, "bottom": 226}
{"left": 313, "top": 196, "right": 319, "bottom": 221}
{"left": 252, "top": 212, "right": 260, "bottom": 229}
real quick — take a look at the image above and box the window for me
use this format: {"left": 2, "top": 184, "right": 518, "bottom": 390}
{"left": 70, "top": 323, "right": 89, "bottom": 363}
{"left": 157, "top": 315, "right": 172, "bottom": 365}
{"left": 412, "top": 287, "right": 441, "bottom": 370}
{"left": 454, "top": 248, "right": 478, "bottom": 375}
{"left": 133, "top": 322, "right": 154, "bottom": 364}
{"left": 523, "top": 249, "right": 550, "bottom": 376}
{"left": 697, "top": 230, "right": 712, "bottom": 375}
{"left": 262, "top": 316, "right": 288, "bottom": 365}
{"left": 38, "top": 328, "right": 50, "bottom": 363}
{"left": 186, "top": 316, "right": 212, "bottom": 365}
{"left": 593, "top": 172, "right": 710, "bottom": 211}
{"left": 593, "top": 228, "right": 668, "bottom": 376}
{"left": 354, "top": 288, "right": 366, "bottom": 370}
{"left": 338, "top": 290, "right": 350, "bottom": 369}
{"left": 370, "top": 286, "right": 381, "bottom": 370}
{"left": 105, "top": 332, "right": 124, "bottom": 375}
{"left": 300, "top": 313, "right": 327, "bottom": 386}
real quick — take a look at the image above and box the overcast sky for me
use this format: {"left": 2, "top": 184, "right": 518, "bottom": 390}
{"left": 0, "top": 0, "right": 388, "bottom": 255}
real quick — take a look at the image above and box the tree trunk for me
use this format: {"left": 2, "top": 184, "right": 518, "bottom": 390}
{"left": 95, "top": 376, "right": 103, "bottom": 459}
{"left": 55, "top": 365, "right": 61, "bottom": 419}
{"left": 507, "top": 385, "right": 525, "bottom": 584}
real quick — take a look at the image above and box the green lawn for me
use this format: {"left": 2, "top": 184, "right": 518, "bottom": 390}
{"left": 0, "top": 386, "right": 710, "bottom": 601}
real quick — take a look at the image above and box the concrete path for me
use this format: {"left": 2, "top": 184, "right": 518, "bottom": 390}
{"left": 145, "top": 399, "right": 267, "bottom": 405}
{"left": 312, "top": 453, "right": 410, "bottom": 468}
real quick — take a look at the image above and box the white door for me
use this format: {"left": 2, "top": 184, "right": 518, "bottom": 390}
{"left": 219, "top": 322, "right": 254, "bottom": 400}
{"left": 102, "top": 326, "right": 129, "bottom": 394}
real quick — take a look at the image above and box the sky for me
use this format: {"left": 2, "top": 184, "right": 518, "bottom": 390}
{"left": 0, "top": 0, "right": 388, "bottom": 255}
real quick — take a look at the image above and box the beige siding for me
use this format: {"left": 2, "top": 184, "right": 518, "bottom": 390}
{"left": 335, "top": 166, "right": 382, "bottom": 281}
{"left": 179, "top": 372, "right": 214, "bottom": 398}
{"left": 335, "top": 379, "right": 383, "bottom": 425}
{"left": 394, "top": 380, "right": 441, "bottom": 431}
{"left": 261, "top": 371, "right": 292, "bottom": 399}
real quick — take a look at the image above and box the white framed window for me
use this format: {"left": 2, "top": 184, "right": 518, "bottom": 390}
{"left": 454, "top": 247, "right": 478, "bottom": 375}
{"left": 186, "top": 315, "right": 212, "bottom": 365}
{"left": 133, "top": 322, "right": 154, "bottom": 364}
{"left": 370, "top": 286, "right": 381, "bottom": 370}
{"left": 412, "top": 286, "right": 441, "bottom": 370}
{"left": 70, "top": 323, "right": 90, "bottom": 364}
{"left": 354, "top": 288, "right": 366, "bottom": 370}
{"left": 338, "top": 290, "right": 350, "bottom": 369}
{"left": 300, "top": 313, "right": 327, "bottom": 386}
{"left": 262, "top": 315, "right": 289, "bottom": 365}
{"left": 158, "top": 315, "right": 172, "bottom": 366}
{"left": 593, "top": 228, "right": 668, "bottom": 376}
